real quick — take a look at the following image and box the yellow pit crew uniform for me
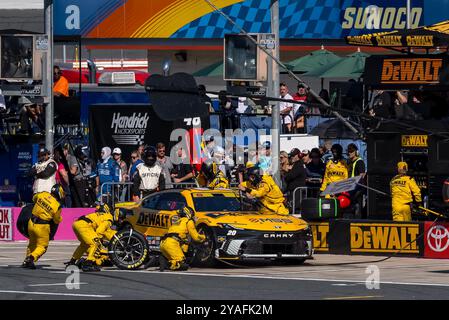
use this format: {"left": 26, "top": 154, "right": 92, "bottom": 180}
{"left": 160, "top": 215, "right": 206, "bottom": 271}
{"left": 390, "top": 174, "right": 422, "bottom": 222}
{"left": 320, "top": 160, "right": 348, "bottom": 192}
{"left": 243, "top": 175, "right": 289, "bottom": 215}
{"left": 198, "top": 171, "right": 229, "bottom": 189}
{"left": 26, "top": 192, "right": 62, "bottom": 262}
{"left": 71, "top": 210, "right": 116, "bottom": 265}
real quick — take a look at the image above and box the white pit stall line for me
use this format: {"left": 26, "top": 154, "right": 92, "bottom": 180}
{"left": 102, "top": 269, "right": 449, "bottom": 288}
{"left": 0, "top": 290, "right": 111, "bottom": 298}
{"left": 29, "top": 282, "right": 88, "bottom": 287}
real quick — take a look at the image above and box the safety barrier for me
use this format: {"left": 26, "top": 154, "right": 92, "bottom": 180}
{"left": 291, "top": 186, "right": 320, "bottom": 214}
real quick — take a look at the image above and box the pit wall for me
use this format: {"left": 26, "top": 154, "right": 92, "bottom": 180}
{"left": 1, "top": 207, "right": 448, "bottom": 259}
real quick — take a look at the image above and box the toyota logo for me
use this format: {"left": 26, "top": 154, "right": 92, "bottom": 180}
{"left": 427, "top": 225, "right": 449, "bottom": 252}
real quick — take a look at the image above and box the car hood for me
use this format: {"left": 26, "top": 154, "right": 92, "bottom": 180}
{"left": 197, "top": 212, "right": 309, "bottom": 232}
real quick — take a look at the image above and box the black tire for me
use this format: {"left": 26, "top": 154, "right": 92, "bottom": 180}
{"left": 108, "top": 229, "right": 149, "bottom": 270}
{"left": 192, "top": 225, "right": 216, "bottom": 267}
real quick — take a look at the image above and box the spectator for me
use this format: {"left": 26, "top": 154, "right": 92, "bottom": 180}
{"left": 28, "top": 147, "right": 57, "bottom": 195}
{"left": 258, "top": 141, "right": 272, "bottom": 174}
{"left": 280, "top": 83, "right": 294, "bottom": 133}
{"left": 69, "top": 145, "right": 96, "bottom": 207}
{"left": 171, "top": 147, "right": 195, "bottom": 186}
{"left": 279, "top": 150, "right": 290, "bottom": 192}
{"left": 284, "top": 148, "right": 307, "bottom": 214}
{"left": 54, "top": 148, "right": 71, "bottom": 207}
{"left": 305, "top": 148, "right": 325, "bottom": 197}
{"left": 218, "top": 90, "right": 237, "bottom": 131}
{"left": 369, "top": 90, "right": 394, "bottom": 118}
{"left": 95, "top": 147, "right": 120, "bottom": 200}
{"left": 138, "top": 144, "right": 146, "bottom": 158}
{"left": 128, "top": 150, "right": 143, "bottom": 181}
{"left": 112, "top": 147, "right": 128, "bottom": 182}
{"left": 18, "top": 97, "right": 45, "bottom": 135}
{"left": 321, "top": 139, "right": 333, "bottom": 164}
{"left": 53, "top": 66, "right": 69, "bottom": 97}
{"left": 292, "top": 85, "right": 308, "bottom": 133}
{"left": 198, "top": 84, "right": 214, "bottom": 113}
{"left": 346, "top": 143, "right": 366, "bottom": 218}
{"left": 301, "top": 149, "right": 311, "bottom": 165}
{"left": 156, "top": 142, "right": 174, "bottom": 188}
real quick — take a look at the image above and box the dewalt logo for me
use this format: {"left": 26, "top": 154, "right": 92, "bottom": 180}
{"left": 381, "top": 58, "right": 443, "bottom": 84}
{"left": 351, "top": 223, "right": 420, "bottom": 253}
{"left": 310, "top": 222, "right": 329, "bottom": 252}
{"left": 401, "top": 135, "right": 428, "bottom": 147}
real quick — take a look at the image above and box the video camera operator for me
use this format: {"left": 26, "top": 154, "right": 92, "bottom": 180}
{"left": 69, "top": 145, "right": 96, "bottom": 207}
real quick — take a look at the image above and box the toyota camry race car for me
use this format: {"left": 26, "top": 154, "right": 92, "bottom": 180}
{"left": 108, "top": 188, "right": 313, "bottom": 269}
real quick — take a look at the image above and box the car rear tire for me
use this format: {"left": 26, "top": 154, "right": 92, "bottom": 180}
{"left": 192, "top": 226, "right": 216, "bottom": 267}
{"left": 108, "top": 229, "right": 149, "bottom": 270}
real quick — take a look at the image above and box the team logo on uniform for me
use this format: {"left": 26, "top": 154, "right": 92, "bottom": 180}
{"left": 427, "top": 225, "right": 449, "bottom": 252}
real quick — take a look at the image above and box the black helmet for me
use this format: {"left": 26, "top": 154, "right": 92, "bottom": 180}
{"left": 51, "top": 184, "right": 65, "bottom": 202}
{"left": 95, "top": 203, "right": 111, "bottom": 214}
{"left": 178, "top": 206, "right": 195, "bottom": 220}
{"left": 246, "top": 165, "right": 262, "bottom": 186}
{"left": 331, "top": 144, "right": 343, "bottom": 162}
{"left": 201, "top": 160, "right": 218, "bottom": 181}
{"left": 143, "top": 146, "right": 157, "bottom": 166}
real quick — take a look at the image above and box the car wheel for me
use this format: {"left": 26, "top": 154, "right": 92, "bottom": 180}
{"left": 108, "top": 229, "right": 149, "bottom": 270}
{"left": 192, "top": 226, "right": 216, "bottom": 267}
{"left": 141, "top": 254, "right": 159, "bottom": 269}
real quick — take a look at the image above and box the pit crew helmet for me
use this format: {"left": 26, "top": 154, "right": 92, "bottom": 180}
{"left": 178, "top": 206, "right": 195, "bottom": 220}
{"left": 201, "top": 159, "right": 218, "bottom": 181}
{"left": 50, "top": 184, "right": 65, "bottom": 202}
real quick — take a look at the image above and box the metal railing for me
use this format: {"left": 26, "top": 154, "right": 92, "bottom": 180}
{"left": 291, "top": 186, "right": 320, "bottom": 215}
{"left": 99, "top": 182, "right": 134, "bottom": 207}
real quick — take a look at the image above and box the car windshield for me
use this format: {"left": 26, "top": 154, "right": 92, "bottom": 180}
{"left": 192, "top": 193, "right": 256, "bottom": 212}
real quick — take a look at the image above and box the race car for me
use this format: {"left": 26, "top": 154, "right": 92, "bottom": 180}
{"left": 108, "top": 188, "right": 313, "bottom": 270}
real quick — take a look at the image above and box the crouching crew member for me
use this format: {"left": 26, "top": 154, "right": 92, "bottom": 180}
{"left": 66, "top": 203, "right": 116, "bottom": 271}
{"left": 22, "top": 184, "right": 65, "bottom": 269}
{"left": 132, "top": 147, "right": 165, "bottom": 201}
{"left": 238, "top": 166, "right": 289, "bottom": 215}
{"left": 320, "top": 144, "right": 348, "bottom": 193}
{"left": 159, "top": 206, "right": 206, "bottom": 271}
{"left": 390, "top": 162, "right": 422, "bottom": 222}
{"left": 198, "top": 160, "right": 229, "bottom": 189}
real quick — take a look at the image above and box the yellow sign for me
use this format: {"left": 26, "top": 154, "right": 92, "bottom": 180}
{"left": 381, "top": 58, "right": 443, "bottom": 84}
{"left": 401, "top": 135, "right": 428, "bottom": 147}
{"left": 406, "top": 35, "right": 434, "bottom": 47}
{"left": 350, "top": 223, "right": 420, "bottom": 253}
{"left": 310, "top": 222, "right": 329, "bottom": 252}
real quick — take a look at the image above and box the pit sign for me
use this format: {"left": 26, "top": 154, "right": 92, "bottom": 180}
{"left": 0, "top": 208, "right": 12, "bottom": 241}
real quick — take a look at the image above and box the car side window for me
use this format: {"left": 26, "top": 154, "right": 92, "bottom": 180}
{"left": 141, "top": 194, "right": 160, "bottom": 210}
{"left": 156, "top": 193, "right": 187, "bottom": 211}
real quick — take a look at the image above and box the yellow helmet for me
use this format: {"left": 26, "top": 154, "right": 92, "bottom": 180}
{"left": 245, "top": 161, "right": 255, "bottom": 169}
{"left": 397, "top": 161, "right": 408, "bottom": 171}
{"left": 178, "top": 206, "right": 195, "bottom": 220}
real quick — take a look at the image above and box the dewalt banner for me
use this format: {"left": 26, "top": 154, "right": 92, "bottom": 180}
{"left": 350, "top": 222, "right": 423, "bottom": 256}
{"left": 364, "top": 55, "right": 449, "bottom": 89}
{"left": 309, "top": 220, "right": 424, "bottom": 257}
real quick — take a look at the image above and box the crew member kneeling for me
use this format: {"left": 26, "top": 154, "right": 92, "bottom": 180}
{"left": 198, "top": 160, "right": 229, "bottom": 189}
{"left": 159, "top": 206, "right": 206, "bottom": 271}
{"left": 238, "top": 166, "right": 289, "bottom": 215}
{"left": 66, "top": 203, "right": 116, "bottom": 272}
{"left": 132, "top": 147, "right": 165, "bottom": 201}
{"left": 22, "top": 184, "right": 65, "bottom": 269}
{"left": 390, "top": 162, "right": 422, "bottom": 222}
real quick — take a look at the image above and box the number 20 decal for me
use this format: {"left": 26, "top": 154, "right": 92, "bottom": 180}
{"left": 227, "top": 230, "right": 237, "bottom": 236}
{"left": 184, "top": 117, "right": 201, "bottom": 126}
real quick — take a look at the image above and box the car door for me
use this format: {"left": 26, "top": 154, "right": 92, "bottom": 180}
{"left": 155, "top": 192, "right": 188, "bottom": 233}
